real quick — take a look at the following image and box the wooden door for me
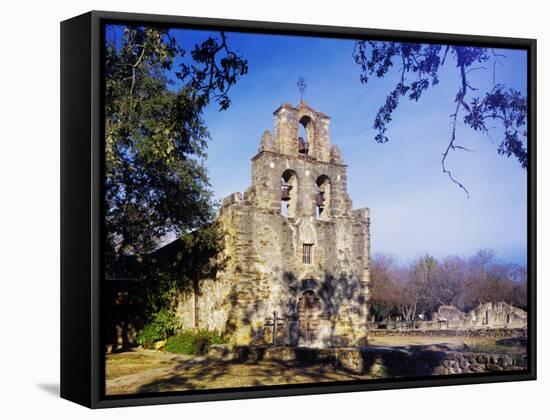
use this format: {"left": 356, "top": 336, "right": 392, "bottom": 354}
{"left": 298, "top": 290, "right": 321, "bottom": 346}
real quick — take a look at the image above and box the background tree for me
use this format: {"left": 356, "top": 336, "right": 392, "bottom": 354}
{"left": 353, "top": 42, "right": 527, "bottom": 197}
{"left": 104, "top": 26, "right": 248, "bottom": 275}
{"left": 464, "top": 250, "right": 527, "bottom": 310}
{"left": 369, "top": 254, "right": 402, "bottom": 321}
{"left": 430, "top": 256, "right": 468, "bottom": 309}
{"left": 398, "top": 255, "right": 438, "bottom": 321}
{"left": 369, "top": 250, "right": 527, "bottom": 323}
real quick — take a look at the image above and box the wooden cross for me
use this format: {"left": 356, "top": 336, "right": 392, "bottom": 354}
{"left": 264, "top": 311, "right": 286, "bottom": 346}
{"left": 297, "top": 77, "right": 307, "bottom": 101}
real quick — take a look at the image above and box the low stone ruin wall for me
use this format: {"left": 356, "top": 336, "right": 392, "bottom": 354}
{"left": 207, "top": 345, "right": 528, "bottom": 377}
{"left": 429, "top": 351, "right": 527, "bottom": 375}
{"left": 367, "top": 328, "right": 527, "bottom": 338}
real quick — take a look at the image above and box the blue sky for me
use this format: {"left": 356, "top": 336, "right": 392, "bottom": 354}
{"left": 107, "top": 26, "right": 528, "bottom": 265}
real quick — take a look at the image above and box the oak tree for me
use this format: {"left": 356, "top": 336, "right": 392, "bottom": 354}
{"left": 104, "top": 26, "right": 247, "bottom": 275}
{"left": 353, "top": 42, "right": 527, "bottom": 197}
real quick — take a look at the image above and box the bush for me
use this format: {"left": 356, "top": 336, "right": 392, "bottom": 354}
{"left": 165, "top": 330, "right": 228, "bottom": 355}
{"left": 135, "top": 323, "right": 163, "bottom": 348}
{"left": 135, "top": 309, "right": 180, "bottom": 348}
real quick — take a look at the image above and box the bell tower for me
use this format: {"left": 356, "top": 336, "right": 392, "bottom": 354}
{"left": 197, "top": 100, "right": 371, "bottom": 347}
{"left": 272, "top": 101, "right": 332, "bottom": 162}
{"left": 248, "top": 101, "right": 349, "bottom": 220}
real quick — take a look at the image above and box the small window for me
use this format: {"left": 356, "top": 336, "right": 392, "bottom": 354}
{"left": 303, "top": 244, "right": 313, "bottom": 264}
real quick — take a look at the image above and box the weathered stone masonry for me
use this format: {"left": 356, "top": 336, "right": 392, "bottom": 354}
{"left": 177, "top": 101, "right": 371, "bottom": 347}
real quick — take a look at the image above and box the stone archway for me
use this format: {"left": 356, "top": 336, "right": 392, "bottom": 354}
{"left": 297, "top": 290, "right": 323, "bottom": 347}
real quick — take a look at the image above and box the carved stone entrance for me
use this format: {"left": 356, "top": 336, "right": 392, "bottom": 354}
{"left": 297, "top": 290, "right": 322, "bottom": 347}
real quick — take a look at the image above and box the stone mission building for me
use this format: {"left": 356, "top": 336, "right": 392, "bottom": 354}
{"left": 177, "top": 101, "right": 371, "bottom": 347}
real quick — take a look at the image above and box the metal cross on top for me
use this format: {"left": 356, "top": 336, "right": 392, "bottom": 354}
{"left": 297, "top": 76, "right": 307, "bottom": 101}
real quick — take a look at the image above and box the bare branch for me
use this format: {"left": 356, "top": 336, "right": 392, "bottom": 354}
{"left": 466, "top": 66, "right": 487, "bottom": 75}
{"left": 452, "top": 144, "right": 476, "bottom": 153}
{"left": 443, "top": 103, "right": 470, "bottom": 199}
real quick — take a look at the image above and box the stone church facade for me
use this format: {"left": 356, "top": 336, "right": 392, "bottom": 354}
{"left": 177, "top": 101, "right": 371, "bottom": 347}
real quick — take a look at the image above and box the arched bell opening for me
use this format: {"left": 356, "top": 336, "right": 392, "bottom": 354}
{"left": 281, "top": 169, "right": 298, "bottom": 218}
{"left": 298, "top": 116, "right": 314, "bottom": 157}
{"left": 315, "top": 175, "right": 331, "bottom": 221}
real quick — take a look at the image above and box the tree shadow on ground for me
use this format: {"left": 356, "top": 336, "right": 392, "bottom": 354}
{"left": 136, "top": 355, "right": 364, "bottom": 393}
{"left": 132, "top": 346, "right": 449, "bottom": 394}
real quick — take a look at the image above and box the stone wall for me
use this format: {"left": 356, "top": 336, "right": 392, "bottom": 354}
{"left": 367, "top": 328, "right": 527, "bottom": 338}
{"left": 432, "top": 302, "right": 527, "bottom": 329}
{"left": 468, "top": 302, "right": 527, "bottom": 327}
{"left": 206, "top": 345, "right": 528, "bottom": 377}
{"left": 430, "top": 351, "right": 527, "bottom": 375}
{"left": 176, "top": 200, "right": 246, "bottom": 336}
{"left": 273, "top": 102, "right": 331, "bottom": 162}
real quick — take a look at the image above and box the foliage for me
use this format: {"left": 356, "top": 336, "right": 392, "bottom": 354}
{"left": 135, "top": 309, "right": 180, "bottom": 348}
{"left": 135, "top": 323, "right": 164, "bottom": 348}
{"left": 353, "top": 42, "right": 527, "bottom": 196}
{"left": 104, "top": 25, "right": 247, "bottom": 273}
{"left": 137, "top": 222, "right": 226, "bottom": 317}
{"left": 165, "top": 329, "right": 228, "bottom": 355}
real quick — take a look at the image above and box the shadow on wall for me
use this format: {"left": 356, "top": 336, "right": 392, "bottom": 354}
{"left": 281, "top": 271, "right": 365, "bottom": 316}
{"left": 222, "top": 284, "right": 270, "bottom": 344}
{"left": 284, "top": 271, "right": 366, "bottom": 345}
{"left": 219, "top": 270, "right": 367, "bottom": 347}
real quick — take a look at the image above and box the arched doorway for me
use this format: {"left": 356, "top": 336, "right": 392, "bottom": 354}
{"left": 297, "top": 290, "right": 322, "bottom": 347}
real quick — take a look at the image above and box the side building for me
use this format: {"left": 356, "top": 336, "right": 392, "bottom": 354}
{"left": 177, "top": 101, "right": 371, "bottom": 347}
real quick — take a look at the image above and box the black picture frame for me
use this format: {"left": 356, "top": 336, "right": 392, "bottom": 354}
{"left": 60, "top": 10, "right": 537, "bottom": 409}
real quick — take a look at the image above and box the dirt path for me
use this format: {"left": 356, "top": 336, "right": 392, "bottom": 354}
{"left": 106, "top": 350, "right": 370, "bottom": 395}
{"left": 369, "top": 335, "right": 526, "bottom": 353}
{"left": 106, "top": 336, "right": 525, "bottom": 395}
